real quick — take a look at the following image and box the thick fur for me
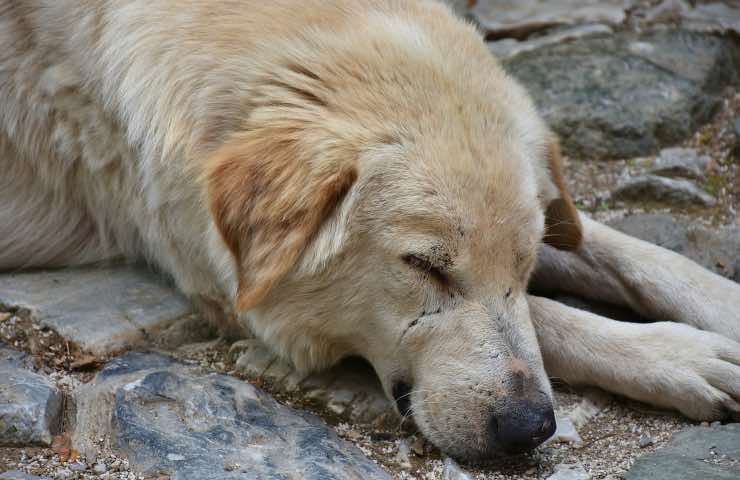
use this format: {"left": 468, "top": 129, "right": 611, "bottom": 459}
{"left": 2, "top": 0, "right": 739, "bottom": 460}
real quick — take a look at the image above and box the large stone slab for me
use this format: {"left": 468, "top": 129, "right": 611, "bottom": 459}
{"left": 504, "top": 30, "right": 740, "bottom": 159}
{"left": 0, "top": 345, "right": 63, "bottom": 446}
{"left": 608, "top": 213, "right": 740, "bottom": 282}
{"left": 625, "top": 423, "right": 740, "bottom": 480}
{"left": 0, "top": 265, "right": 193, "bottom": 356}
{"left": 73, "top": 352, "right": 391, "bottom": 480}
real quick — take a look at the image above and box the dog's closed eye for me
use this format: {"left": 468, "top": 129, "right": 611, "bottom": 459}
{"left": 402, "top": 253, "right": 448, "bottom": 285}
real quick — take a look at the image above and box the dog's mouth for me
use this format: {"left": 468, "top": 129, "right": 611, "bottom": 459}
{"left": 391, "top": 380, "right": 414, "bottom": 419}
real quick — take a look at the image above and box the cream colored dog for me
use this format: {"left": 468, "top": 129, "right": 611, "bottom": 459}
{"left": 2, "top": 0, "right": 739, "bottom": 460}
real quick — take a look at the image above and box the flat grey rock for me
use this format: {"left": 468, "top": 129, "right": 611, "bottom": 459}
{"left": 472, "top": 0, "right": 634, "bottom": 38}
{"left": 0, "top": 343, "right": 33, "bottom": 368}
{"left": 0, "top": 265, "right": 193, "bottom": 356}
{"left": 504, "top": 30, "right": 740, "bottom": 159}
{"left": 608, "top": 213, "right": 740, "bottom": 282}
{"left": 0, "top": 472, "right": 51, "bottom": 480}
{"left": 612, "top": 174, "right": 716, "bottom": 206}
{"left": 0, "top": 345, "right": 63, "bottom": 446}
{"left": 625, "top": 424, "right": 740, "bottom": 480}
{"left": 648, "top": 147, "right": 710, "bottom": 179}
{"left": 73, "top": 352, "right": 391, "bottom": 480}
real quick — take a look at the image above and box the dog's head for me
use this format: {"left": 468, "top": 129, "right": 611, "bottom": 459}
{"left": 203, "top": 1, "right": 581, "bottom": 460}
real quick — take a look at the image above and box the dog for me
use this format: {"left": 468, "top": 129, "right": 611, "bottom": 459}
{"left": 2, "top": 0, "right": 739, "bottom": 461}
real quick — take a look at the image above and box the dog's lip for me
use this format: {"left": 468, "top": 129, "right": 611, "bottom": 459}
{"left": 391, "top": 380, "right": 413, "bottom": 418}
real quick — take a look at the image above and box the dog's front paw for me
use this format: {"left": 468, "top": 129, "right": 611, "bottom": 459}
{"left": 621, "top": 323, "right": 740, "bottom": 421}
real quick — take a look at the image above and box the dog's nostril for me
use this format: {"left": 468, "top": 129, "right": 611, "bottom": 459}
{"left": 488, "top": 414, "right": 499, "bottom": 435}
{"left": 392, "top": 381, "right": 413, "bottom": 417}
{"left": 540, "top": 416, "right": 553, "bottom": 434}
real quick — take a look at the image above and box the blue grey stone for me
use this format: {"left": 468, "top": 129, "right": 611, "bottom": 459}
{"left": 0, "top": 345, "right": 63, "bottom": 446}
{"left": 626, "top": 424, "right": 740, "bottom": 480}
{"left": 0, "top": 471, "right": 51, "bottom": 480}
{"left": 0, "top": 343, "right": 32, "bottom": 367}
{"left": 74, "top": 353, "right": 391, "bottom": 480}
{"left": 0, "top": 265, "right": 193, "bottom": 356}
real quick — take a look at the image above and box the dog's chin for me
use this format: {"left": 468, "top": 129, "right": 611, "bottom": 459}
{"left": 423, "top": 431, "right": 537, "bottom": 465}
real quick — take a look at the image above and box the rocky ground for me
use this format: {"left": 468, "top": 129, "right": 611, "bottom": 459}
{"left": 2, "top": 1, "right": 740, "bottom": 479}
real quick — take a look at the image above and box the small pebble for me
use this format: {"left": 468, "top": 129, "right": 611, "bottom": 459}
{"left": 409, "top": 435, "right": 426, "bottom": 456}
{"left": 638, "top": 433, "right": 654, "bottom": 448}
{"left": 547, "top": 463, "right": 591, "bottom": 480}
{"left": 443, "top": 457, "right": 474, "bottom": 480}
{"left": 395, "top": 440, "right": 412, "bottom": 469}
{"left": 69, "top": 461, "right": 87, "bottom": 471}
{"left": 547, "top": 416, "right": 583, "bottom": 445}
{"left": 56, "top": 468, "right": 72, "bottom": 479}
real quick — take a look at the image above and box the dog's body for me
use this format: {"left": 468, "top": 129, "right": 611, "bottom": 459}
{"left": 2, "top": 0, "right": 739, "bottom": 460}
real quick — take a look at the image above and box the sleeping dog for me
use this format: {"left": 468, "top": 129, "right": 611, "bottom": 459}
{"left": 1, "top": 0, "right": 739, "bottom": 459}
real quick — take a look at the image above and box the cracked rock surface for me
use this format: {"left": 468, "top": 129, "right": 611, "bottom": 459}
{"left": 0, "top": 345, "right": 63, "bottom": 447}
{"left": 72, "top": 352, "right": 390, "bottom": 480}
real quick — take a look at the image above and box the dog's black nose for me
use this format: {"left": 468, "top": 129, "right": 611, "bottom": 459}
{"left": 489, "top": 400, "right": 556, "bottom": 453}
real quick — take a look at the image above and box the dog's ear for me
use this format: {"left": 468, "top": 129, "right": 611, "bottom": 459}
{"left": 541, "top": 136, "right": 582, "bottom": 251}
{"left": 206, "top": 127, "right": 357, "bottom": 311}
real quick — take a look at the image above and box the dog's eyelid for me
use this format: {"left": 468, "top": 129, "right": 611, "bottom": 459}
{"left": 402, "top": 253, "right": 445, "bottom": 273}
{"left": 402, "top": 253, "right": 451, "bottom": 287}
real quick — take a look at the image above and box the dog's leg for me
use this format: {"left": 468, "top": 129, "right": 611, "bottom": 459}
{"left": 532, "top": 213, "right": 740, "bottom": 341}
{"left": 529, "top": 295, "right": 740, "bottom": 420}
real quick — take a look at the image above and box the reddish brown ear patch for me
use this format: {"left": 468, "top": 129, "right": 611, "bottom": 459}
{"left": 206, "top": 127, "right": 357, "bottom": 311}
{"left": 543, "top": 138, "right": 582, "bottom": 251}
